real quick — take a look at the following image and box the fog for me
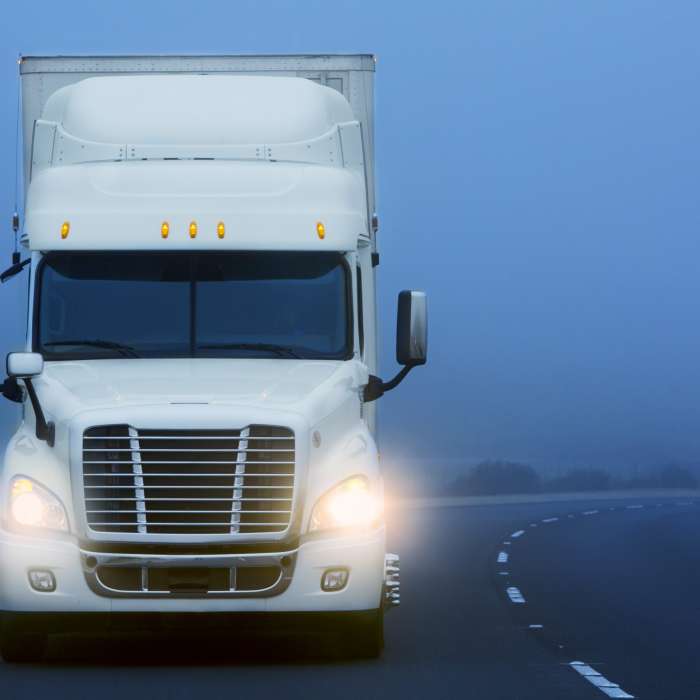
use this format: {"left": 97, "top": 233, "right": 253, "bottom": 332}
{"left": 2, "top": 1, "right": 700, "bottom": 481}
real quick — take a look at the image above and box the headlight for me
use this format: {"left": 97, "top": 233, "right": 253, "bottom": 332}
{"left": 8, "top": 476, "right": 68, "bottom": 533}
{"left": 308, "top": 476, "right": 383, "bottom": 533}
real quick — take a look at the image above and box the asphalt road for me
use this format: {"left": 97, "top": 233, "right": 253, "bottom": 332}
{"left": 2, "top": 495, "right": 699, "bottom": 699}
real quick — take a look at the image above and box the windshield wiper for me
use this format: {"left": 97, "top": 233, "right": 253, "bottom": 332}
{"left": 43, "top": 339, "right": 141, "bottom": 358}
{"left": 198, "top": 342, "right": 302, "bottom": 359}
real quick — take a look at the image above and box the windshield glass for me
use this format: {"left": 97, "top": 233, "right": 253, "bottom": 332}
{"left": 36, "top": 252, "right": 351, "bottom": 360}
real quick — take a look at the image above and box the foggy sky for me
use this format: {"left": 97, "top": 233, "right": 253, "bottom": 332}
{"left": 2, "top": 0, "right": 700, "bottom": 476}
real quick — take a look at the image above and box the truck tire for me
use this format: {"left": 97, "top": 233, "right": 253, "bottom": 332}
{"left": 0, "top": 629, "right": 47, "bottom": 663}
{"left": 344, "top": 609, "right": 384, "bottom": 659}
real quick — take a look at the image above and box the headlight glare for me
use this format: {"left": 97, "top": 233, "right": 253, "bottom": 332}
{"left": 309, "top": 476, "right": 382, "bottom": 533}
{"left": 9, "top": 476, "right": 68, "bottom": 532}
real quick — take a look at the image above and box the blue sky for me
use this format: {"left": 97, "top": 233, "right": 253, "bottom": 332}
{"left": 2, "top": 0, "right": 700, "bottom": 478}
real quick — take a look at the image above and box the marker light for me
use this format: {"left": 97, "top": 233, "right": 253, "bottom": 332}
{"left": 217, "top": 221, "right": 225, "bottom": 239}
{"left": 161, "top": 221, "right": 170, "bottom": 239}
{"left": 9, "top": 476, "right": 68, "bottom": 532}
{"left": 60, "top": 221, "right": 70, "bottom": 239}
{"left": 189, "top": 221, "right": 198, "bottom": 239}
{"left": 309, "top": 476, "right": 383, "bottom": 533}
{"left": 316, "top": 221, "right": 325, "bottom": 240}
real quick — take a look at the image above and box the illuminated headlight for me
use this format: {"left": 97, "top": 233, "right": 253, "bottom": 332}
{"left": 9, "top": 476, "right": 68, "bottom": 533}
{"left": 309, "top": 476, "right": 383, "bottom": 533}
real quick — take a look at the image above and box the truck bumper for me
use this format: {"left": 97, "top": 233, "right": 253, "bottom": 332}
{"left": 0, "top": 527, "right": 385, "bottom": 616}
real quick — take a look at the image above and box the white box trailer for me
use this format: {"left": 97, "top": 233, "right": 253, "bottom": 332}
{"left": 19, "top": 54, "right": 377, "bottom": 231}
{"left": 0, "top": 55, "right": 426, "bottom": 661}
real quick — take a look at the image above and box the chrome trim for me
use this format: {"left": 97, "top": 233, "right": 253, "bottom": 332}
{"left": 83, "top": 435, "right": 294, "bottom": 441}
{"left": 128, "top": 427, "right": 147, "bottom": 534}
{"left": 82, "top": 424, "right": 296, "bottom": 537}
{"left": 231, "top": 427, "right": 249, "bottom": 534}
{"left": 384, "top": 552, "right": 400, "bottom": 610}
{"left": 81, "top": 548, "right": 297, "bottom": 599}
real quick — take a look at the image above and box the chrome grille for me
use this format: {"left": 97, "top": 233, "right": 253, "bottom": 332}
{"left": 82, "top": 425, "right": 295, "bottom": 535}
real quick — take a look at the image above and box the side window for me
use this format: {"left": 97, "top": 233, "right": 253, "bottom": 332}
{"left": 356, "top": 265, "right": 364, "bottom": 357}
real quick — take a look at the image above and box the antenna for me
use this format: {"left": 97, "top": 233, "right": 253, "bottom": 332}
{"left": 11, "top": 53, "right": 21, "bottom": 265}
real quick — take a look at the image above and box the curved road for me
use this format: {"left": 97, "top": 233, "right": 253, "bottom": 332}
{"left": 2, "top": 495, "right": 698, "bottom": 699}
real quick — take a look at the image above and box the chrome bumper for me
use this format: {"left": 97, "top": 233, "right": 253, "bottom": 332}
{"left": 80, "top": 548, "right": 297, "bottom": 599}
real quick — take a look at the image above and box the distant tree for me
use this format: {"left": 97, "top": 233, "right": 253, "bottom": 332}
{"left": 449, "top": 460, "right": 541, "bottom": 496}
{"left": 650, "top": 465, "right": 698, "bottom": 489}
{"left": 545, "top": 468, "right": 611, "bottom": 493}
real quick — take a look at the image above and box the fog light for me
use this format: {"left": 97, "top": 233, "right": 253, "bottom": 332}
{"left": 28, "top": 569, "right": 56, "bottom": 592}
{"left": 321, "top": 568, "right": 349, "bottom": 592}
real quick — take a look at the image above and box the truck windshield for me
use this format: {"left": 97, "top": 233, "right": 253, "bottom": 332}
{"left": 36, "top": 252, "right": 351, "bottom": 360}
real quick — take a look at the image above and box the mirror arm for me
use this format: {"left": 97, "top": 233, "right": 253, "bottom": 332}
{"left": 22, "top": 378, "right": 55, "bottom": 447}
{"left": 363, "top": 365, "right": 414, "bottom": 403}
{"left": 1, "top": 258, "right": 30, "bottom": 284}
{"left": 1, "top": 377, "right": 23, "bottom": 403}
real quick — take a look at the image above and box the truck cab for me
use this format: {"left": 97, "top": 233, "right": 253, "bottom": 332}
{"left": 0, "top": 55, "right": 427, "bottom": 661}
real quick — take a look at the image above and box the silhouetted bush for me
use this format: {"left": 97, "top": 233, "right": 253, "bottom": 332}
{"left": 621, "top": 465, "right": 698, "bottom": 490}
{"left": 445, "top": 460, "right": 699, "bottom": 498}
{"left": 544, "top": 468, "right": 611, "bottom": 492}
{"left": 449, "top": 460, "right": 541, "bottom": 496}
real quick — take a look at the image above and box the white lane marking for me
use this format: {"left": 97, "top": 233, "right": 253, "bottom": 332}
{"left": 570, "top": 662, "right": 635, "bottom": 698}
{"left": 528, "top": 624, "right": 543, "bottom": 629}
{"left": 583, "top": 510, "right": 599, "bottom": 515}
{"left": 497, "top": 551, "right": 509, "bottom": 563}
{"left": 626, "top": 504, "right": 643, "bottom": 510}
{"left": 511, "top": 530, "right": 525, "bottom": 538}
{"left": 498, "top": 571, "right": 510, "bottom": 576}
{"left": 542, "top": 517, "right": 559, "bottom": 523}
{"left": 507, "top": 587, "right": 526, "bottom": 603}
{"left": 503, "top": 541, "right": 511, "bottom": 545}
{"left": 530, "top": 523, "right": 538, "bottom": 527}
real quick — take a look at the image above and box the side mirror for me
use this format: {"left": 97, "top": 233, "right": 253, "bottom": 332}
{"left": 4, "top": 352, "right": 54, "bottom": 446}
{"left": 7, "top": 352, "right": 44, "bottom": 378}
{"left": 396, "top": 290, "right": 428, "bottom": 367}
{"left": 363, "top": 290, "right": 428, "bottom": 403}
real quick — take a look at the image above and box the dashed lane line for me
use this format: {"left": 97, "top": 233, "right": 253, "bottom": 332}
{"left": 511, "top": 530, "right": 525, "bottom": 538}
{"left": 582, "top": 510, "right": 599, "bottom": 515}
{"left": 507, "top": 587, "right": 526, "bottom": 604}
{"left": 569, "top": 662, "right": 635, "bottom": 698}
{"left": 542, "top": 517, "right": 559, "bottom": 523}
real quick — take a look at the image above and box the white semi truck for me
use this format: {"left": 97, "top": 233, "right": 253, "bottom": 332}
{"left": 0, "top": 55, "right": 427, "bottom": 662}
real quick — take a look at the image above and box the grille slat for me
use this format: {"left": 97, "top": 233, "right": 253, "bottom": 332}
{"left": 83, "top": 425, "right": 295, "bottom": 536}
{"left": 84, "top": 473, "right": 293, "bottom": 478}
{"left": 86, "top": 510, "right": 292, "bottom": 514}
{"left": 83, "top": 461, "right": 293, "bottom": 465}
{"left": 83, "top": 448, "right": 294, "bottom": 453}
{"left": 84, "top": 435, "right": 294, "bottom": 441}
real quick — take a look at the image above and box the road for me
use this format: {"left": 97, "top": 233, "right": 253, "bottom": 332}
{"left": 2, "top": 494, "right": 699, "bottom": 699}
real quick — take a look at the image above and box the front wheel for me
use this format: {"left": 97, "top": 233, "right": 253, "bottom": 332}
{"left": 0, "top": 628, "right": 47, "bottom": 663}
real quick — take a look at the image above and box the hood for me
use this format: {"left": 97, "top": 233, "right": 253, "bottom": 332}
{"left": 35, "top": 358, "right": 368, "bottom": 427}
